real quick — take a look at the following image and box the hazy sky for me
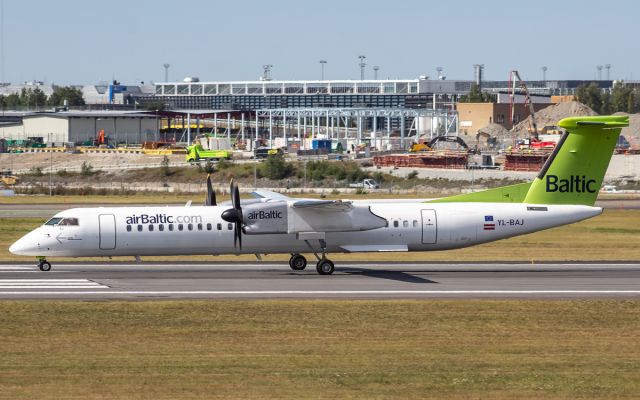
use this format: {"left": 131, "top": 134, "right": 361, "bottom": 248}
{"left": 7, "top": 0, "right": 637, "bottom": 85}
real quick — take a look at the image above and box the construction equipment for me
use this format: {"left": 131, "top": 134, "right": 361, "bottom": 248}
{"left": 186, "top": 144, "right": 232, "bottom": 162}
{"left": 428, "top": 135, "right": 469, "bottom": 151}
{"left": 409, "top": 142, "right": 432, "bottom": 152}
{"left": 0, "top": 170, "right": 19, "bottom": 186}
{"left": 508, "top": 70, "right": 538, "bottom": 139}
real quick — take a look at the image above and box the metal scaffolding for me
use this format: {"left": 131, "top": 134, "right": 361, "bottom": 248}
{"left": 255, "top": 107, "right": 458, "bottom": 150}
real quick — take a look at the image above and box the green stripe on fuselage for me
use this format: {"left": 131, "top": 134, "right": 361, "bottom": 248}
{"left": 426, "top": 182, "right": 532, "bottom": 203}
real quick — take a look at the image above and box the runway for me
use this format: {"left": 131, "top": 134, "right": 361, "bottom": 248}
{"left": 0, "top": 262, "right": 639, "bottom": 299}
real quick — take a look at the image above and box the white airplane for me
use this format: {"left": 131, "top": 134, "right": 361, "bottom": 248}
{"left": 10, "top": 115, "right": 627, "bottom": 275}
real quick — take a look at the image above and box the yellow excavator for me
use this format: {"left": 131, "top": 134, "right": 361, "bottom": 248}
{"left": 0, "top": 171, "right": 19, "bottom": 186}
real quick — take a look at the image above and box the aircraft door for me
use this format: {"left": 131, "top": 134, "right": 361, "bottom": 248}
{"left": 98, "top": 214, "right": 116, "bottom": 250}
{"left": 421, "top": 209, "right": 437, "bottom": 244}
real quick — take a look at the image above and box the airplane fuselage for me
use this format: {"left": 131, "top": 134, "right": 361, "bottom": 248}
{"left": 10, "top": 202, "right": 601, "bottom": 258}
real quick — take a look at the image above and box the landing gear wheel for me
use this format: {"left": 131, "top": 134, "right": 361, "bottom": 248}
{"left": 38, "top": 261, "right": 51, "bottom": 272}
{"left": 316, "top": 259, "right": 335, "bottom": 275}
{"left": 289, "top": 254, "right": 307, "bottom": 271}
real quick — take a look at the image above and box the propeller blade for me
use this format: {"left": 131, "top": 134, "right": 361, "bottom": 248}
{"left": 232, "top": 182, "right": 241, "bottom": 210}
{"left": 205, "top": 174, "right": 216, "bottom": 206}
{"left": 225, "top": 178, "right": 243, "bottom": 249}
{"left": 236, "top": 221, "right": 242, "bottom": 249}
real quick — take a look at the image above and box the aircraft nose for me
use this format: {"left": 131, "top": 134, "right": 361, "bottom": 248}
{"left": 9, "top": 236, "right": 38, "bottom": 256}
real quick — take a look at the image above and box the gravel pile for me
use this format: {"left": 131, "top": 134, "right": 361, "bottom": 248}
{"left": 511, "top": 101, "right": 597, "bottom": 138}
{"left": 613, "top": 112, "right": 640, "bottom": 149}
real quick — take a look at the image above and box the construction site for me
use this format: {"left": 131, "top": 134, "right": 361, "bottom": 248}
{"left": 1, "top": 69, "right": 640, "bottom": 194}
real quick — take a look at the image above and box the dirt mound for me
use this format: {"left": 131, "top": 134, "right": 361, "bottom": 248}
{"left": 511, "top": 101, "right": 597, "bottom": 138}
{"left": 613, "top": 112, "right": 640, "bottom": 149}
{"left": 476, "top": 123, "right": 512, "bottom": 149}
{"left": 478, "top": 123, "right": 510, "bottom": 137}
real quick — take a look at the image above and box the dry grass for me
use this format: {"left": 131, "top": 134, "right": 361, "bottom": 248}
{"left": 1, "top": 210, "right": 639, "bottom": 263}
{"left": 0, "top": 300, "right": 638, "bottom": 399}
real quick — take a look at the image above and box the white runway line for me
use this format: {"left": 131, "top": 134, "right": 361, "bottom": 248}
{"left": 0, "top": 266, "right": 34, "bottom": 270}
{"left": 0, "top": 279, "right": 109, "bottom": 289}
{"left": 0, "top": 290, "right": 638, "bottom": 296}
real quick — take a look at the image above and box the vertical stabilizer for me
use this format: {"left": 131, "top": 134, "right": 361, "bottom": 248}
{"left": 523, "top": 115, "right": 628, "bottom": 205}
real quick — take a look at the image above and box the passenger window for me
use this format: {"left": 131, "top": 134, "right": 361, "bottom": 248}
{"left": 178, "top": 224, "right": 184, "bottom": 231}
{"left": 159, "top": 224, "right": 164, "bottom": 231}
{"left": 188, "top": 223, "right": 193, "bottom": 231}
{"left": 393, "top": 220, "right": 398, "bottom": 228}
{"left": 413, "top": 220, "right": 418, "bottom": 228}
{"left": 197, "top": 223, "right": 203, "bottom": 231}
{"left": 126, "top": 225, "right": 132, "bottom": 232}
{"left": 403, "top": 220, "right": 408, "bottom": 228}
{"left": 169, "top": 224, "right": 174, "bottom": 231}
{"left": 149, "top": 225, "right": 154, "bottom": 232}
{"left": 137, "top": 225, "right": 143, "bottom": 232}
{"left": 206, "top": 223, "right": 212, "bottom": 231}
{"left": 217, "top": 223, "right": 222, "bottom": 231}
{"left": 227, "top": 223, "right": 233, "bottom": 230}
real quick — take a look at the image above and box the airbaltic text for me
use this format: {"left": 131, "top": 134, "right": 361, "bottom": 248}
{"left": 545, "top": 175, "right": 597, "bottom": 193}
{"left": 125, "top": 214, "right": 203, "bottom": 224}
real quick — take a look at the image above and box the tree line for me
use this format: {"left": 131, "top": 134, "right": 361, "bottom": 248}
{"left": 575, "top": 82, "right": 639, "bottom": 115}
{"left": 0, "top": 86, "right": 85, "bottom": 109}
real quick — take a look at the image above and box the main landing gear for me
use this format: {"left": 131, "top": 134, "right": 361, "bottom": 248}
{"left": 289, "top": 254, "right": 307, "bottom": 271}
{"left": 293, "top": 239, "right": 334, "bottom": 276}
{"left": 37, "top": 257, "right": 51, "bottom": 272}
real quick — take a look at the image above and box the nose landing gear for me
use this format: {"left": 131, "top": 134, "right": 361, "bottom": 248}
{"left": 37, "top": 257, "right": 51, "bottom": 272}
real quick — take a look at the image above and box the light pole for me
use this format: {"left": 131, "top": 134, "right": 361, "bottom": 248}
{"left": 373, "top": 65, "right": 379, "bottom": 80}
{"left": 319, "top": 60, "right": 327, "bottom": 80}
{"left": 541, "top": 66, "right": 547, "bottom": 83}
{"left": 48, "top": 132, "right": 52, "bottom": 196}
{"left": 163, "top": 63, "right": 170, "bottom": 82}
{"left": 358, "top": 55, "right": 366, "bottom": 80}
{"left": 155, "top": 109, "right": 159, "bottom": 141}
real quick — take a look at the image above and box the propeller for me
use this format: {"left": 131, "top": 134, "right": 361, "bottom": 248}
{"left": 204, "top": 174, "right": 217, "bottom": 206}
{"left": 221, "top": 179, "right": 243, "bottom": 249}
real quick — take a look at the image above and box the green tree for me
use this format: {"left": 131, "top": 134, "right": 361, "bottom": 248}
{"left": 144, "top": 100, "right": 166, "bottom": 111}
{"left": 260, "top": 156, "right": 293, "bottom": 180}
{"left": 19, "top": 88, "right": 48, "bottom": 109}
{"left": 575, "top": 82, "right": 604, "bottom": 114}
{"left": 48, "top": 86, "right": 85, "bottom": 106}
{"left": 160, "top": 155, "right": 171, "bottom": 177}
{"left": 459, "top": 83, "right": 495, "bottom": 103}
{"left": 5, "top": 93, "right": 20, "bottom": 108}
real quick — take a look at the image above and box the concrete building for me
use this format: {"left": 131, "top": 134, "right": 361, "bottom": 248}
{"left": 0, "top": 111, "right": 159, "bottom": 145}
{"left": 456, "top": 102, "right": 550, "bottom": 134}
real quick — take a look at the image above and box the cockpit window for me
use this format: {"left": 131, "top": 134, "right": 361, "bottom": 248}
{"left": 59, "top": 218, "right": 79, "bottom": 226}
{"left": 44, "top": 217, "right": 79, "bottom": 226}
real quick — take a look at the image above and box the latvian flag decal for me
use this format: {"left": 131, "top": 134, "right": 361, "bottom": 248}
{"left": 484, "top": 215, "right": 495, "bottom": 230}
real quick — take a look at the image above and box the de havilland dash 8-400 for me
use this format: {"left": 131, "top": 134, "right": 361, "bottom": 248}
{"left": 9, "top": 116, "right": 628, "bottom": 275}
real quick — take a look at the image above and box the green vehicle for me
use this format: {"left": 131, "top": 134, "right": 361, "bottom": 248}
{"left": 186, "top": 144, "right": 232, "bottom": 163}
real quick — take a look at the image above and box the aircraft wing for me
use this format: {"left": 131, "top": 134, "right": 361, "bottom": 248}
{"left": 291, "top": 199, "right": 353, "bottom": 211}
{"left": 250, "top": 190, "right": 292, "bottom": 202}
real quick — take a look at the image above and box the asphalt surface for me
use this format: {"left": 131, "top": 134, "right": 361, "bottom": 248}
{"left": 0, "top": 262, "right": 639, "bottom": 300}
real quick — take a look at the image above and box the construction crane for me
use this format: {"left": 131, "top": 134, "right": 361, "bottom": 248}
{"left": 508, "top": 70, "right": 538, "bottom": 139}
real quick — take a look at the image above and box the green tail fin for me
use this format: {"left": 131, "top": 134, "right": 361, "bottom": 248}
{"left": 523, "top": 115, "right": 628, "bottom": 206}
{"left": 426, "top": 115, "right": 628, "bottom": 206}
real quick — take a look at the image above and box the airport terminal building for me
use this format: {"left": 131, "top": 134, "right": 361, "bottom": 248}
{"left": 144, "top": 77, "right": 612, "bottom": 111}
